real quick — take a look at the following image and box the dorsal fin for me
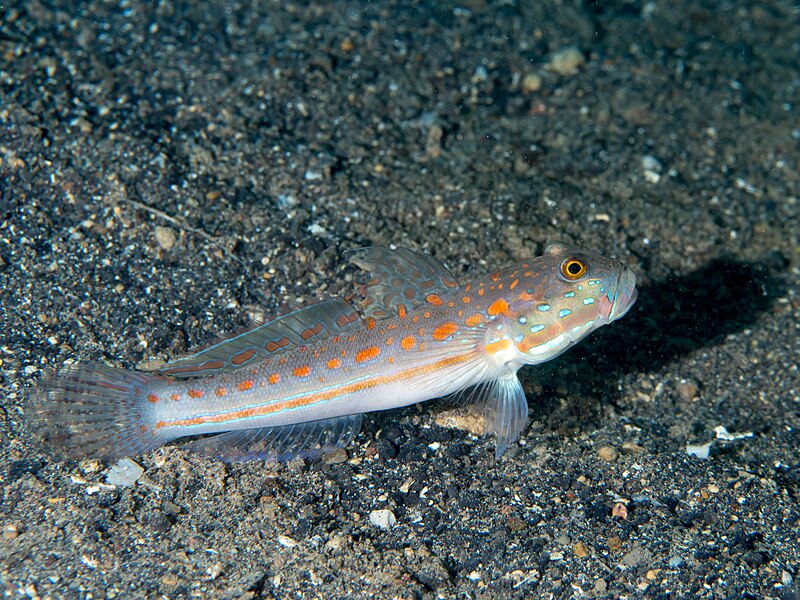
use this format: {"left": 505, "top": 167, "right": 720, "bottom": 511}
{"left": 157, "top": 298, "right": 362, "bottom": 379}
{"left": 350, "top": 247, "right": 461, "bottom": 319}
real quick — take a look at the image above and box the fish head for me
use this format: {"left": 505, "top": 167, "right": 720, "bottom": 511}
{"left": 507, "top": 242, "right": 637, "bottom": 365}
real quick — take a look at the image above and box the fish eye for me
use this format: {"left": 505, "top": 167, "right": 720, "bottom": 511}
{"left": 560, "top": 257, "right": 587, "bottom": 280}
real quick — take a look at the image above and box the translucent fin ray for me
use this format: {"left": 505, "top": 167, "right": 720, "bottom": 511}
{"left": 182, "top": 414, "right": 364, "bottom": 463}
{"left": 458, "top": 374, "right": 529, "bottom": 459}
{"left": 26, "top": 363, "right": 166, "bottom": 461}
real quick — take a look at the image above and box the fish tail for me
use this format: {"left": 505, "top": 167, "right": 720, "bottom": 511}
{"left": 26, "top": 363, "right": 166, "bottom": 461}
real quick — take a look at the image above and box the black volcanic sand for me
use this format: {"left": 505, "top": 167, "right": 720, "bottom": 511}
{"left": 2, "top": 1, "right": 799, "bottom": 598}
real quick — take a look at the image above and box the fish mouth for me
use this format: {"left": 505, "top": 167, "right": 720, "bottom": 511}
{"left": 608, "top": 268, "right": 638, "bottom": 322}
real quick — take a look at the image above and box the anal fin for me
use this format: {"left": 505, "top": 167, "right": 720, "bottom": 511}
{"left": 181, "top": 414, "right": 364, "bottom": 463}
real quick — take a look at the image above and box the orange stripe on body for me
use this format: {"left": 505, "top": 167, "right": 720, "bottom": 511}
{"left": 154, "top": 352, "right": 477, "bottom": 432}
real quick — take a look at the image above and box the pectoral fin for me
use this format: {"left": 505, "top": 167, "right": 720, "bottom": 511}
{"left": 462, "top": 374, "right": 529, "bottom": 459}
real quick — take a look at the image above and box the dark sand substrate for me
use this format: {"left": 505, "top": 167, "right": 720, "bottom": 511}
{"left": 1, "top": 0, "right": 799, "bottom": 598}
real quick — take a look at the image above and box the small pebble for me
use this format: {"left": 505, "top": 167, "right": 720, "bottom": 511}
{"left": 105, "top": 458, "right": 144, "bottom": 487}
{"left": 522, "top": 72, "right": 542, "bottom": 93}
{"left": 686, "top": 442, "right": 711, "bottom": 459}
{"left": 676, "top": 378, "right": 698, "bottom": 401}
{"left": 621, "top": 546, "right": 653, "bottom": 568}
{"left": 322, "top": 448, "right": 348, "bottom": 465}
{"left": 620, "top": 442, "right": 646, "bottom": 455}
{"left": 369, "top": 509, "right": 396, "bottom": 530}
{"left": 668, "top": 556, "right": 683, "bottom": 568}
{"left": 3, "top": 524, "right": 19, "bottom": 541}
{"left": 607, "top": 536, "right": 623, "bottom": 552}
{"left": 641, "top": 155, "right": 663, "bottom": 183}
{"left": 154, "top": 226, "right": 177, "bottom": 250}
{"left": 574, "top": 542, "right": 589, "bottom": 558}
{"left": 597, "top": 446, "right": 618, "bottom": 462}
{"left": 546, "top": 46, "right": 584, "bottom": 76}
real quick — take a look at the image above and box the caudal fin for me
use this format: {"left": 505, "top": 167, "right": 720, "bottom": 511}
{"left": 26, "top": 363, "right": 166, "bottom": 461}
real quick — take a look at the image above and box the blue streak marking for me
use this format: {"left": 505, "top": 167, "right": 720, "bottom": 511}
{"left": 530, "top": 324, "right": 545, "bottom": 333}
{"left": 558, "top": 308, "right": 572, "bottom": 318}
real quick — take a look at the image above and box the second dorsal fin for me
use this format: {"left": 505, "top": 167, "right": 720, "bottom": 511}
{"left": 350, "top": 247, "right": 461, "bottom": 319}
{"left": 158, "top": 298, "right": 362, "bottom": 379}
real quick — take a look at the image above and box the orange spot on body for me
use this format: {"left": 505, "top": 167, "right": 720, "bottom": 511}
{"left": 356, "top": 346, "right": 381, "bottom": 363}
{"left": 385, "top": 336, "right": 394, "bottom": 345}
{"left": 366, "top": 317, "right": 377, "bottom": 330}
{"left": 147, "top": 393, "right": 159, "bottom": 404}
{"left": 425, "top": 293, "right": 443, "bottom": 306}
{"left": 509, "top": 278, "right": 519, "bottom": 290}
{"left": 293, "top": 365, "right": 311, "bottom": 377}
{"left": 397, "top": 304, "right": 408, "bottom": 319}
{"left": 490, "top": 273, "right": 500, "bottom": 282}
{"left": 477, "top": 288, "right": 485, "bottom": 296}
{"left": 170, "top": 393, "right": 181, "bottom": 401}
{"left": 215, "top": 387, "right": 228, "bottom": 397}
{"left": 465, "top": 313, "right": 485, "bottom": 327}
{"left": 487, "top": 298, "right": 510, "bottom": 316}
{"left": 237, "top": 380, "right": 254, "bottom": 391}
{"left": 432, "top": 322, "right": 459, "bottom": 341}
{"left": 268, "top": 373, "right": 281, "bottom": 385}
{"left": 327, "top": 358, "right": 342, "bottom": 369}
{"left": 401, "top": 335, "right": 417, "bottom": 351}
{"left": 187, "top": 389, "right": 204, "bottom": 399}
{"left": 462, "top": 296, "right": 472, "bottom": 304}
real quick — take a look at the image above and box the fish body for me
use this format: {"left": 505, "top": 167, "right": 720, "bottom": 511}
{"left": 27, "top": 242, "right": 637, "bottom": 462}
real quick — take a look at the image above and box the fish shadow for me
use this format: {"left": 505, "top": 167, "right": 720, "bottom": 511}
{"left": 528, "top": 254, "right": 787, "bottom": 422}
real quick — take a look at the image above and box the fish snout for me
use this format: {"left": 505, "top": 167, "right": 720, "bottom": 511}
{"left": 609, "top": 267, "right": 637, "bottom": 322}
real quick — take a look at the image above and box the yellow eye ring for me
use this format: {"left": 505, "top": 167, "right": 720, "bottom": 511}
{"left": 561, "top": 258, "right": 587, "bottom": 280}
